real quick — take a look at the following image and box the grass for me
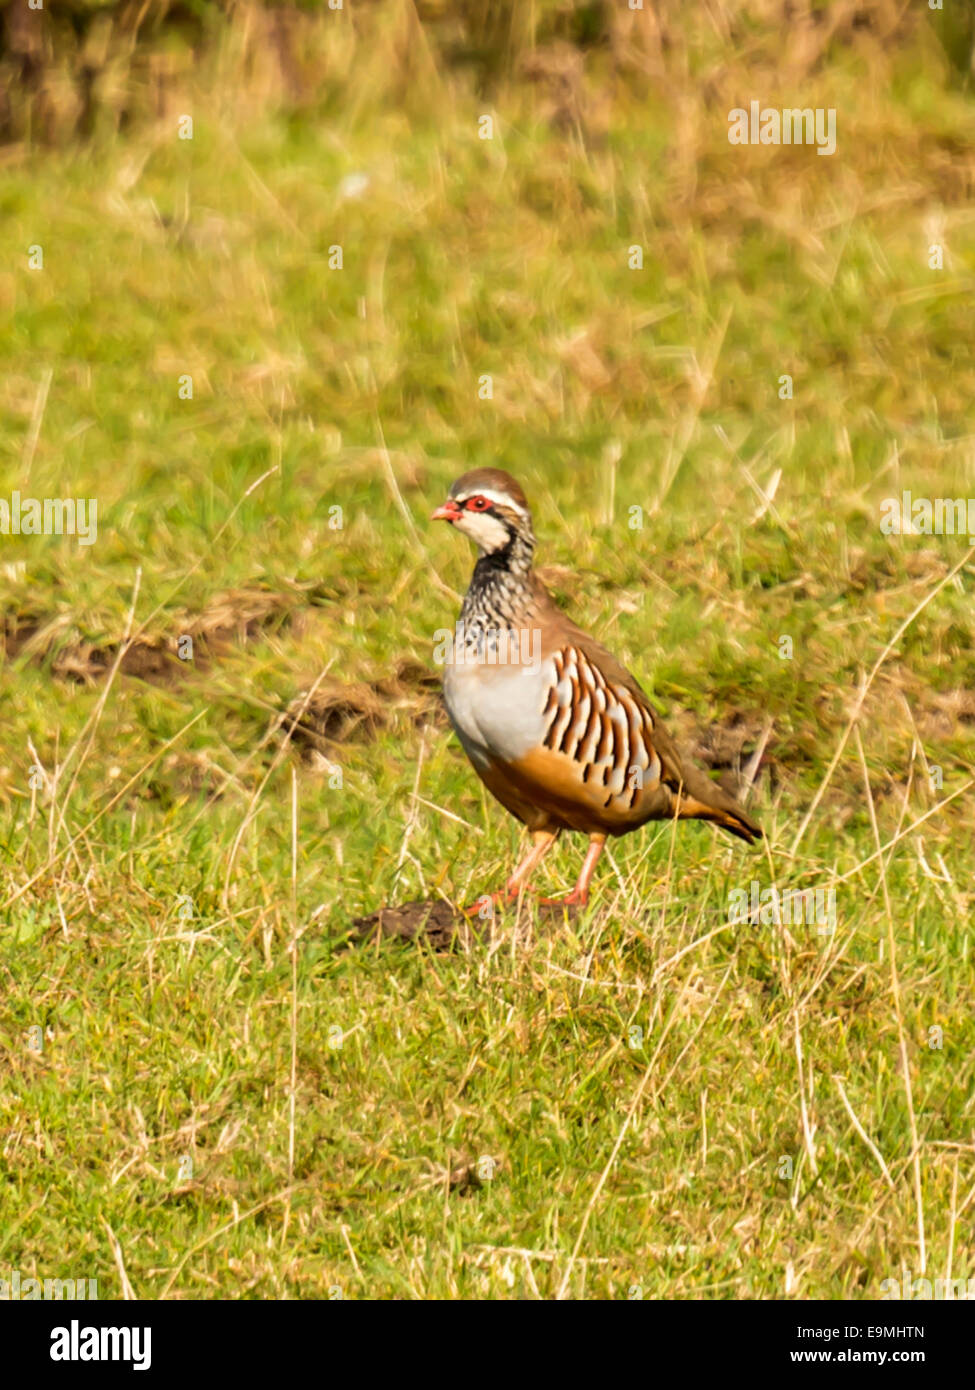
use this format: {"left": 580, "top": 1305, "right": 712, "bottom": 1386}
{"left": 1, "top": 2, "right": 974, "bottom": 1299}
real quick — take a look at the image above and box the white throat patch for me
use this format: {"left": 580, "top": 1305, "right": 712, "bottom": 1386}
{"left": 453, "top": 509, "right": 512, "bottom": 553}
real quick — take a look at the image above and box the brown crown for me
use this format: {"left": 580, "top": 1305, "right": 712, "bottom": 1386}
{"left": 448, "top": 468, "right": 529, "bottom": 512}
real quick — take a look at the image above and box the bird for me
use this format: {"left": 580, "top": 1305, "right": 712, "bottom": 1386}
{"left": 432, "top": 467, "right": 762, "bottom": 911}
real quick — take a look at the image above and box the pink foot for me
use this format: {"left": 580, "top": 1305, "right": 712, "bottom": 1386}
{"left": 461, "top": 884, "right": 534, "bottom": 918}
{"left": 537, "top": 888, "right": 589, "bottom": 908}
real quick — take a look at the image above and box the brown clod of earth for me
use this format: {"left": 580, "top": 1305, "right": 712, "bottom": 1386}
{"left": 281, "top": 659, "right": 446, "bottom": 752}
{"left": 348, "top": 899, "right": 480, "bottom": 951}
{"left": 181, "top": 585, "right": 302, "bottom": 653}
{"left": 2, "top": 586, "right": 302, "bottom": 686}
{"left": 916, "top": 687, "right": 975, "bottom": 740}
{"left": 518, "top": 41, "right": 586, "bottom": 131}
{"left": 668, "top": 708, "right": 774, "bottom": 798}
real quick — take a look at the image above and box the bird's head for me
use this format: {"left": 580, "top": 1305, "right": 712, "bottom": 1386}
{"left": 432, "top": 468, "right": 533, "bottom": 557}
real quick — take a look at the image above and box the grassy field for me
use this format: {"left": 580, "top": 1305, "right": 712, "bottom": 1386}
{"left": 2, "top": 1, "right": 974, "bottom": 1299}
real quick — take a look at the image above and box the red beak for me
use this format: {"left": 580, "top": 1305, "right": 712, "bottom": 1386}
{"left": 432, "top": 499, "right": 462, "bottom": 522}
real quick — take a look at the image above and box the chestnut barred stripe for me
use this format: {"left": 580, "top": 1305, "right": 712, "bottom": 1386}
{"left": 541, "top": 644, "right": 663, "bottom": 806}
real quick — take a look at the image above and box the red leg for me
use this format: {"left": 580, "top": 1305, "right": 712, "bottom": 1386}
{"left": 462, "top": 829, "right": 558, "bottom": 917}
{"left": 538, "top": 833, "right": 606, "bottom": 908}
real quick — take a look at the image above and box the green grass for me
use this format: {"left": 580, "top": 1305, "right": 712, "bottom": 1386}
{"left": 1, "top": 3, "right": 974, "bottom": 1299}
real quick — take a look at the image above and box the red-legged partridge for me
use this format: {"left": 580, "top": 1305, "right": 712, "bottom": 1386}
{"left": 433, "top": 468, "right": 762, "bottom": 909}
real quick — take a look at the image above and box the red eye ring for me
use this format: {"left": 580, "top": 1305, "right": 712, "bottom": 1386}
{"left": 466, "top": 496, "right": 491, "bottom": 511}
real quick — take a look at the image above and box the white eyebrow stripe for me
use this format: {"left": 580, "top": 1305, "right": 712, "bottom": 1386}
{"left": 453, "top": 487, "right": 528, "bottom": 517}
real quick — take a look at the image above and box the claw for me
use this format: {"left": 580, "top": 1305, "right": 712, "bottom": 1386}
{"left": 537, "top": 887, "right": 589, "bottom": 908}
{"left": 462, "top": 881, "right": 539, "bottom": 918}
{"left": 461, "top": 889, "right": 512, "bottom": 919}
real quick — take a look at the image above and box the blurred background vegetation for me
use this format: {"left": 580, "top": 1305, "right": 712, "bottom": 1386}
{"left": 3, "top": 0, "right": 973, "bottom": 147}
{"left": 2, "top": 1, "right": 975, "bottom": 1300}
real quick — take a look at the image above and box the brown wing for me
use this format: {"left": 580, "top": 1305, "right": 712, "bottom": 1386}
{"left": 507, "top": 580, "right": 761, "bottom": 843}
{"left": 554, "top": 617, "right": 687, "bottom": 780}
{"left": 495, "top": 640, "right": 681, "bottom": 835}
{"left": 555, "top": 621, "right": 762, "bottom": 843}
